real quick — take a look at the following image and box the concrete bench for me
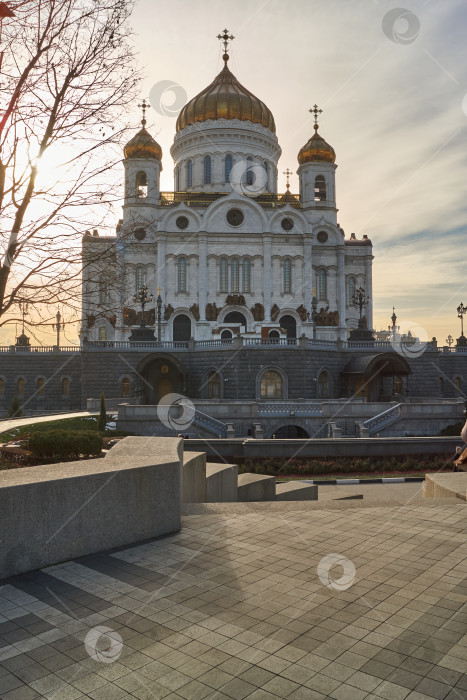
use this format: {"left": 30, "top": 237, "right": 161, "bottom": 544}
{"left": 275, "top": 481, "right": 318, "bottom": 501}
{"left": 206, "top": 463, "right": 238, "bottom": 502}
{"left": 423, "top": 473, "right": 467, "bottom": 501}
{"left": 237, "top": 473, "right": 276, "bottom": 502}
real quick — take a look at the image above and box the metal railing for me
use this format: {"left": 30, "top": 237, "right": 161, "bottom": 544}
{"left": 363, "top": 404, "right": 401, "bottom": 435}
{"left": 258, "top": 402, "right": 322, "bottom": 417}
{"left": 159, "top": 191, "right": 301, "bottom": 209}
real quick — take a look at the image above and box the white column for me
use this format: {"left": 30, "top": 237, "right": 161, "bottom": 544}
{"left": 365, "top": 254, "right": 373, "bottom": 331}
{"left": 263, "top": 235, "right": 272, "bottom": 321}
{"left": 303, "top": 234, "right": 313, "bottom": 312}
{"left": 198, "top": 233, "right": 207, "bottom": 320}
{"left": 337, "top": 246, "right": 346, "bottom": 339}
{"left": 157, "top": 234, "right": 167, "bottom": 301}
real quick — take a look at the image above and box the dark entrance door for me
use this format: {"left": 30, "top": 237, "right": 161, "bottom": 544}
{"left": 173, "top": 314, "right": 191, "bottom": 341}
{"left": 279, "top": 315, "right": 297, "bottom": 338}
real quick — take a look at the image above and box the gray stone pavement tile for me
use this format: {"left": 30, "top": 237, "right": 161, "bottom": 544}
{"left": 176, "top": 679, "right": 213, "bottom": 700}
{"left": 86, "top": 682, "right": 130, "bottom": 699}
{"left": 303, "top": 672, "right": 341, "bottom": 694}
{"left": 158, "top": 669, "right": 195, "bottom": 691}
{"left": 3, "top": 687, "right": 41, "bottom": 700}
{"left": 386, "top": 668, "right": 425, "bottom": 690}
{"left": 372, "top": 680, "right": 412, "bottom": 699}
{"left": 329, "top": 683, "right": 370, "bottom": 699}
{"left": 0, "top": 673, "right": 23, "bottom": 694}
{"left": 347, "top": 670, "right": 382, "bottom": 692}
{"left": 414, "top": 677, "right": 453, "bottom": 699}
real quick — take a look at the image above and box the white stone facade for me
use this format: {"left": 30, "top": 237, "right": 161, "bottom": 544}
{"left": 82, "top": 100, "right": 373, "bottom": 344}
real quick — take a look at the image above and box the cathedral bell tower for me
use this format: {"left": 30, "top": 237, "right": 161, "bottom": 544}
{"left": 123, "top": 99, "right": 163, "bottom": 213}
{"left": 297, "top": 105, "right": 337, "bottom": 213}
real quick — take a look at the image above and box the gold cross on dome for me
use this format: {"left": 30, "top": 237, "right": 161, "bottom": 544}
{"left": 158, "top": 287, "right": 162, "bottom": 296}
{"left": 217, "top": 28, "right": 234, "bottom": 61}
{"left": 283, "top": 168, "right": 293, "bottom": 190}
{"left": 138, "top": 98, "right": 149, "bottom": 127}
{"left": 309, "top": 104, "right": 323, "bottom": 130}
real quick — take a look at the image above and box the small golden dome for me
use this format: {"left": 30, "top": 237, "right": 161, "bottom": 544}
{"left": 298, "top": 126, "right": 335, "bottom": 165}
{"left": 176, "top": 60, "right": 275, "bottom": 133}
{"left": 124, "top": 127, "right": 162, "bottom": 160}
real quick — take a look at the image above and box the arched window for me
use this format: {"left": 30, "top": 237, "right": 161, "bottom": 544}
{"left": 317, "top": 269, "right": 327, "bottom": 300}
{"left": 178, "top": 258, "right": 187, "bottom": 293}
{"left": 99, "top": 273, "right": 108, "bottom": 305}
{"left": 283, "top": 259, "right": 292, "bottom": 294}
{"left": 221, "top": 330, "right": 232, "bottom": 341}
{"left": 135, "top": 171, "right": 148, "bottom": 198}
{"left": 269, "top": 330, "right": 280, "bottom": 339}
{"left": 317, "top": 371, "right": 330, "bottom": 398}
{"left": 175, "top": 166, "right": 180, "bottom": 191}
{"left": 347, "top": 276, "right": 356, "bottom": 305}
{"left": 0, "top": 378, "right": 4, "bottom": 396}
{"left": 243, "top": 259, "right": 251, "bottom": 293}
{"left": 263, "top": 161, "right": 269, "bottom": 191}
{"left": 224, "top": 311, "right": 247, "bottom": 327}
{"left": 173, "top": 314, "right": 191, "bottom": 341}
{"left": 17, "top": 378, "right": 24, "bottom": 396}
{"left": 260, "top": 370, "right": 283, "bottom": 398}
{"left": 225, "top": 155, "right": 233, "bottom": 183}
{"left": 204, "top": 156, "right": 212, "bottom": 185}
{"left": 122, "top": 378, "right": 131, "bottom": 397}
{"left": 135, "top": 267, "right": 144, "bottom": 293}
{"left": 187, "top": 160, "right": 193, "bottom": 188}
{"left": 395, "top": 376, "right": 403, "bottom": 394}
{"left": 206, "top": 371, "right": 221, "bottom": 399}
{"left": 98, "top": 327, "right": 107, "bottom": 341}
{"left": 62, "top": 377, "right": 70, "bottom": 396}
{"left": 279, "top": 315, "right": 297, "bottom": 339}
{"left": 314, "top": 175, "right": 326, "bottom": 201}
{"left": 220, "top": 259, "right": 228, "bottom": 293}
{"left": 37, "top": 378, "right": 45, "bottom": 396}
{"left": 245, "top": 156, "right": 254, "bottom": 186}
{"left": 231, "top": 259, "right": 239, "bottom": 293}
{"left": 439, "top": 377, "right": 444, "bottom": 395}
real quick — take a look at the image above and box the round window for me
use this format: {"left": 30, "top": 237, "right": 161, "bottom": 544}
{"left": 134, "top": 228, "right": 146, "bottom": 241}
{"left": 317, "top": 230, "right": 328, "bottom": 243}
{"left": 281, "top": 217, "right": 294, "bottom": 231}
{"left": 176, "top": 216, "right": 189, "bottom": 230}
{"left": 226, "top": 208, "right": 244, "bottom": 227}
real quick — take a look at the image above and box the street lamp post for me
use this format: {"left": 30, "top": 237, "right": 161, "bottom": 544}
{"left": 348, "top": 287, "right": 374, "bottom": 343}
{"left": 446, "top": 335, "right": 454, "bottom": 348}
{"left": 457, "top": 303, "right": 466, "bottom": 347}
{"left": 157, "top": 288, "right": 163, "bottom": 341}
{"left": 129, "top": 285, "right": 156, "bottom": 342}
{"left": 307, "top": 290, "right": 318, "bottom": 340}
{"left": 52, "top": 309, "right": 65, "bottom": 347}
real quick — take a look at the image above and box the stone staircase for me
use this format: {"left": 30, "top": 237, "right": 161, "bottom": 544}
{"left": 183, "top": 451, "right": 317, "bottom": 503}
{"left": 363, "top": 403, "right": 401, "bottom": 436}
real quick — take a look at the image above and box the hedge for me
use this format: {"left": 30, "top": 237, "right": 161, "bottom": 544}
{"left": 28, "top": 430, "right": 103, "bottom": 459}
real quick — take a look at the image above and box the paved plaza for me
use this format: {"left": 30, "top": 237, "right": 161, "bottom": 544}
{"left": 0, "top": 499, "right": 466, "bottom": 700}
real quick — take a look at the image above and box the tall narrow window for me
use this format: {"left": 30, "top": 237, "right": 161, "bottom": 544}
{"left": 245, "top": 156, "right": 254, "bottom": 186}
{"left": 455, "top": 377, "right": 461, "bottom": 393}
{"left": 37, "top": 378, "right": 45, "bottom": 396}
{"left": 283, "top": 259, "right": 292, "bottom": 294}
{"left": 17, "top": 378, "right": 24, "bottom": 396}
{"left": 99, "top": 273, "right": 108, "bottom": 305}
{"left": 317, "top": 269, "right": 326, "bottom": 300}
{"left": 207, "top": 371, "right": 221, "bottom": 399}
{"left": 317, "top": 371, "right": 330, "bottom": 398}
{"left": 175, "top": 166, "right": 180, "bottom": 191}
{"left": 62, "top": 377, "right": 70, "bottom": 396}
{"left": 187, "top": 160, "right": 193, "bottom": 188}
{"left": 314, "top": 175, "right": 326, "bottom": 201}
{"left": 178, "top": 257, "right": 187, "bottom": 293}
{"left": 204, "top": 156, "right": 211, "bottom": 185}
{"left": 260, "top": 371, "right": 283, "bottom": 398}
{"left": 135, "top": 267, "right": 144, "bottom": 292}
{"left": 263, "top": 161, "right": 269, "bottom": 191}
{"left": 243, "top": 259, "right": 251, "bottom": 293}
{"left": 98, "top": 327, "right": 107, "bottom": 341}
{"left": 225, "top": 154, "right": 233, "bottom": 183}
{"left": 347, "top": 276, "right": 356, "bottom": 305}
{"left": 220, "top": 259, "right": 228, "bottom": 293}
{"left": 135, "top": 171, "right": 148, "bottom": 198}
{"left": 0, "top": 378, "right": 4, "bottom": 396}
{"left": 122, "top": 378, "right": 131, "bottom": 397}
{"left": 231, "top": 259, "right": 239, "bottom": 293}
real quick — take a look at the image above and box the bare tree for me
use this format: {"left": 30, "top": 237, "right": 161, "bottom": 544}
{"left": 0, "top": 0, "right": 141, "bottom": 337}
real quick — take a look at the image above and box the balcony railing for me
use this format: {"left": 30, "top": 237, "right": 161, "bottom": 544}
{"left": 159, "top": 191, "right": 301, "bottom": 208}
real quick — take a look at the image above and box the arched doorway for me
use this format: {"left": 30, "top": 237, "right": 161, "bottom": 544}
{"left": 274, "top": 425, "right": 309, "bottom": 439}
{"left": 224, "top": 311, "right": 247, "bottom": 327}
{"left": 279, "top": 315, "right": 297, "bottom": 338}
{"left": 221, "top": 330, "right": 233, "bottom": 342}
{"left": 139, "top": 356, "right": 184, "bottom": 403}
{"left": 341, "top": 353, "right": 411, "bottom": 402}
{"left": 173, "top": 314, "right": 191, "bottom": 341}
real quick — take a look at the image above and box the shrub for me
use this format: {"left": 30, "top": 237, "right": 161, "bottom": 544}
{"left": 28, "top": 430, "right": 103, "bottom": 460}
{"left": 7, "top": 395, "right": 23, "bottom": 418}
{"left": 440, "top": 422, "right": 463, "bottom": 436}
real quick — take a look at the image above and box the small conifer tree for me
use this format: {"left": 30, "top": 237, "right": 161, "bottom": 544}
{"left": 7, "top": 395, "right": 24, "bottom": 418}
{"left": 97, "top": 392, "right": 107, "bottom": 433}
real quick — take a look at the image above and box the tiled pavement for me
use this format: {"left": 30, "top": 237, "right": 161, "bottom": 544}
{"left": 0, "top": 502, "right": 466, "bottom": 700}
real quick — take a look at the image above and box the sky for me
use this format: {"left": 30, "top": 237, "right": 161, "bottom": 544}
{"left": 4, "top": 0, "right": 466, "bottom": 345}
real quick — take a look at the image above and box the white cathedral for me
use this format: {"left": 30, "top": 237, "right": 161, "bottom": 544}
{"left": 82, "top": 31, "right": 373, "bottom": 345}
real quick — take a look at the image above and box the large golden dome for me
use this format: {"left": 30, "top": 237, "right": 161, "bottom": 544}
{"left": 176, "top": 59, "right": 276, "bottom": 133}
{"left": 298, "top": 125, "right": 335, "bottom": 165}
{"left": 124, "top": 127, "right": 162, "bottom": 160}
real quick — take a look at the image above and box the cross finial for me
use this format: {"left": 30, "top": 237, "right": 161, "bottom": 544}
{"left": 157, "top": 287, "right": 162, "bottom": 297}
{"left": 309, "top": 104, "right": 323, "bottom": 131}
{"left": 138, "top": 98, "right": 149, "bottom": 128}
{"left": 283, "top": 168, "right": 293, "bottom": 190}
{"left": 217, "top": 28, "right": 234, "bottom": 63}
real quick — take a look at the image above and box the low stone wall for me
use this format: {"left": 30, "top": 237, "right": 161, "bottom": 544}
{"left": 423, "top": 473, "right": 467, "bottom": 500}
{"left": 0, "top": 437, "right": 182, "bottom": 579}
